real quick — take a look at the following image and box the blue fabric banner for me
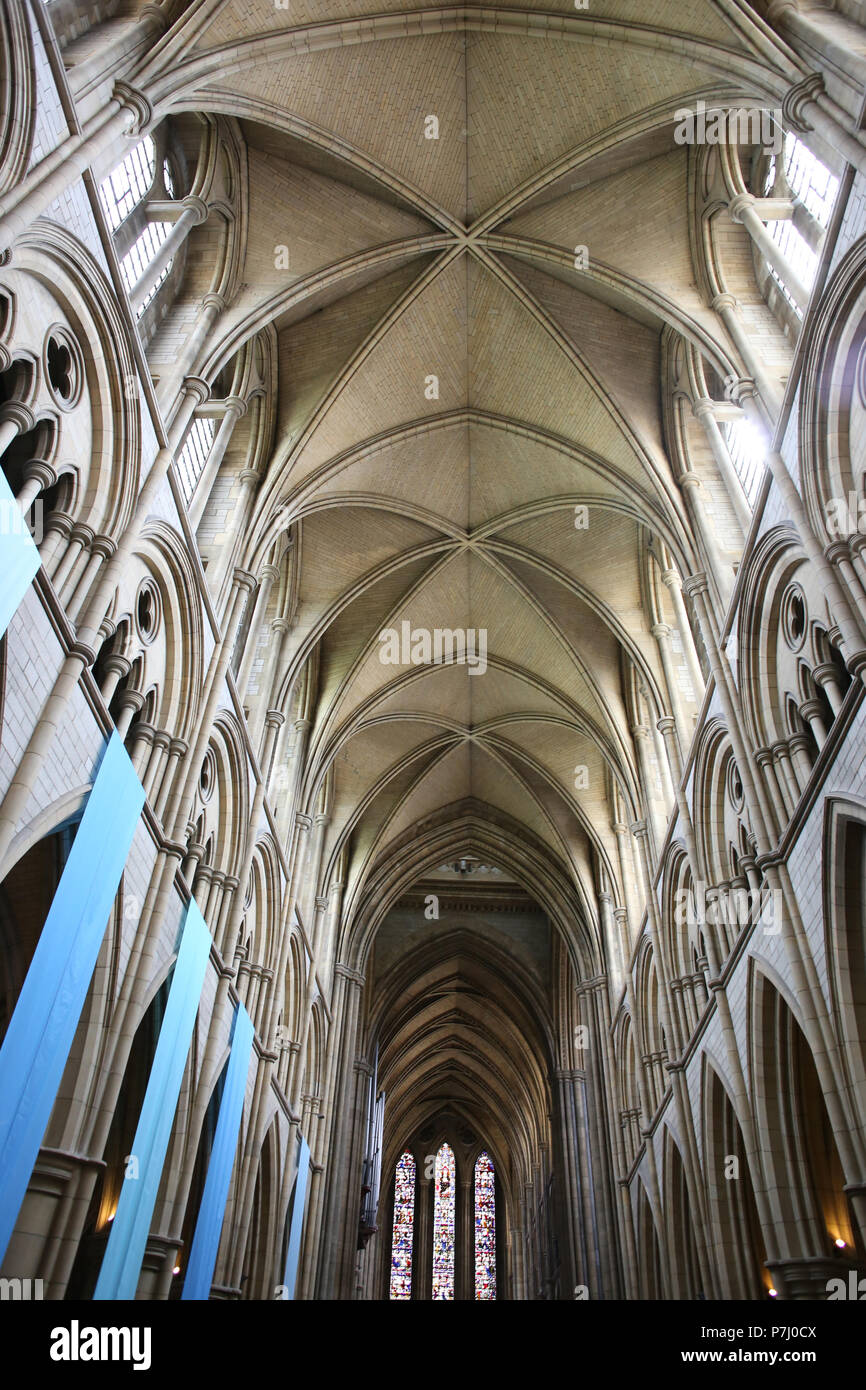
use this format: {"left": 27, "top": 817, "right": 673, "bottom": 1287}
{"left": 94, "top": 900, "right": 212, "bottom": 1300}
{"left": 283, "top": 1135, "right": 311, "bottom": 1300}
{"left": 181, "top": 1003, "right": 254, "bottom": 1300}
{"left": 0, "top": 466, "right": 40, "bottom": 638}
{"left": 0, "top": 730, "right": 144, "bottom": 1265}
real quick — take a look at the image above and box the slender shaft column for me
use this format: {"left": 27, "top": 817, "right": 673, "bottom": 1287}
{"left": 649, "top": 704, "right": 675, "bottom": 809}
{"left": 799, "top": 698, "right": 828, "bottom": 750}
{"left": 651, "top": 623, "right": 690, "bottom": 754}
{"left": 114, "top": 689, "right": 144, "bottom": 741}
{"left": 99, "top": 653, "right": 130, "bottom": 707}
{"left": 314, "top": 968, "right": 365, "bottom": 1297}
{"left": 66, "top": 6, "right": 168, "bottom": 97}
{"left": 235, "top": 564, "right": 280, "bottom": 701}
{"left": 15, "top": 460, "right": 55, "bottom": 514}
{"left": 52, "top": 524, "right": 91, "bottom": 597}
{"left": 662, "top": 567, "right": 705, "bottom": 705}
{"left": 153, "top": 738, "right": 187, "bottom": 822}
{"left": 767, "top": 0, "right": 866, "bottom": 87}
{"left": 0, "top": 86, "right": 151, "bottom": 254}
{"left": 631, "top": 725, "right": 663, "bottom": 856}
{"left": 129, "top": 196, "right": 208, "bottom": 310}
{"left": 728, "top": 193, "right": 811, "bottom": 312}
{"left": 598, "top": 890, "right": 624, "bottom": 994}
{"left": 160, "top": 294, "right": 225, "bottom": 420}
{"left": 66, "top": 537, "right": 115, "bottom": 623}
{"left": 189, "top": 397, "right": 246, "bottom": 529}
{"left": 164, "top": 568, "right": 258, "bottom": 844}
{"left": 812, "top": 662, "right": 844, "bottom": 717}
{"left": 612, "top": 820, "right": 642, "bottom": 946}
{"left": 215, "top": 712, "right": 284, "bottom": 959}
{"left": 691, "top": 398, "right": 752, "bottom": 532}
{"left": 713, "top": 295, "right": 783, "bottom": 420}
{"left": 142, "top": 729, "right": 169, "bottom": 798}
{"left": 299, "top": 812, "right": 329, "bottom": 931}
{"left": 253, "top": 615, "right": 292, "bottom": 751}
{"left": 678, "top": 472, "right": 734, "bottom": 613}
{"left": 209, "top": 468, "right": 261, "bottom": 611}
{"left": 0, "top": 402, "right": 35, "bottom": 462}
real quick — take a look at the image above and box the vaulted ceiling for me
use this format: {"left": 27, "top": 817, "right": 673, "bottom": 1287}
{"left": 132, "top": 3, "right": 789, "bottom": 969}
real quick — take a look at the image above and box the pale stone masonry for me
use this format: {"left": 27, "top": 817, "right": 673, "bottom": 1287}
{"left": 0, "top": 0, "right": 864, "bottom": 1304}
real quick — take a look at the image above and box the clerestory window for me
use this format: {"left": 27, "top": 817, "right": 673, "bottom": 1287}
{"left": 763, "top": 133, "right": 839, "bottom": 319}
{"left": 176, "top": 417, "right": 215, "bottom": 505}
{"left": 99, "top": 136, "right": 175, "bottom": 320}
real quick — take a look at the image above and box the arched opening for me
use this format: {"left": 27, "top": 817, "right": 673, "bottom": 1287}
{"left": 241, "top": 1125, "right": 278, "bottom": 1300}
{"left": 65, "top": 978, "right": 170, "bottom": 1299}
{"left": 664, "top": 1134, "right": 704, "bottom": 1300}
{"left": 432, "top": 1142, "right": 456, "bottom": 1300}
{"left": 172, "top": 1061, "right": 229, "bottom": 1300}
{"left": 0, "top": 822, "right": 77, "bottom": 1044}
{"left": 754, "top": 976, "right": 861, "bottom": 1277}
{"left": 473, "top": 1150, "right": 497, "bottom": 1300}
{"left": 636, "top": 1181, "right": 664, "bottom": 1299}
{"left": 704, "top": 1065, "right": 768, "bottom": 1300}
{"left": 387, "top": 1150, "right": 415, "bottom": 1301}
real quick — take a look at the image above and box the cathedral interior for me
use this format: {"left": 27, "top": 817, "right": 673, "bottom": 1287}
{"left": 1, "top": 0, "right": 866, "bottom": 1307}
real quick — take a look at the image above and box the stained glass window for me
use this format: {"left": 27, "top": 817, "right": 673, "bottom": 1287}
{"left": 432, "top": 1143, "right": 455, "bottom": 1299}
{"left": 474, "top": 1151, "right": 496, "bottom": 1299}
{"left": 388, "top": 1151, "right": 415, "bottom": 1300}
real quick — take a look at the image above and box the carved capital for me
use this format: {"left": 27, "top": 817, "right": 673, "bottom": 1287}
{"left": 782, "top": 73, "right": 824, "bottom": 134}
{"left": 113, "top": 81, "right": 153, "bottom": 136}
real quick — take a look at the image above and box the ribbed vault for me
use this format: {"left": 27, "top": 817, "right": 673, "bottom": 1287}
{"left": 99, "top": 1, "right": 796, "bottom": 1291}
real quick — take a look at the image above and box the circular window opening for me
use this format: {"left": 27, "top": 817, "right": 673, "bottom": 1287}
{"left": 135, "top": 578, "right": 160, "bottom": 645}
{"left": 43, "top": 327, "right": 83, "bottom": 410}
{"left": 726, "top": 758, "right": 744, "bottom": 812}
{"left": 199, "top": 746, "right": 216, "bottom": 803}
{"left": 781, "top": 583, "right": 807, "bottom": 652}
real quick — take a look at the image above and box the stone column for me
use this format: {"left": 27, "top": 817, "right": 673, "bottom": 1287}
{"left": 128, "top": 196, "right": 208, "bottom": 311}
{"left": 678, "top": 470, "right": 734, "bottom": 612}
{"left": 651, "top": 623, "right": 691, "bottom": 754}
{"left": 15, "top": 459, "right": 56, "bottom": 514}
{"left": 728, "top": 193, "right": 811, "bottom": 312}
{"left": 0, "top": 401, "right": 35, "bottom": 462}
{"left": 189, "top": 396, "right": 246, "bottom": 530}
{"left": 661, "top": 567, "right": 705, "bottom": 705}
{"left": 712, "top": 295, "right": 783, "bottom": 420}
{"left": 66, "top": 536, "right": 116, "bottom": 623}
{"left": 691, "top": 397, "right": 752, "bottom": 532}
{"left": 99, "top": 652, "right": 130, "bottom": 707}
{"left": 313, "top": 968, "right": 365, "bottom": 1297}
{"left": 612, "top": 820, "right": 642, "bottom": 945}
{"left": 799, "top": 697, "right": 828, "bottom": 751}
{"left": 0, "top": 82, "right": 152, "bottom": 255}
{"left": 235, "top": 563, "right": 280, "bottom": 702}
{"left": 631, "top": 724, "right": 664, "bottom": 855}
{"left": 215, "top": 710, "right": 284, "bottom": 959}
{"left": 812, "top": 661, "right": 844, "bottom": 716}
{"left": 160, "top": 294, "right": 225, "bottom": 419}
{"left": 153, "top": 738, "right": 187, "bottom": 822}
{"left": 209, "top": 468, "right": 261, "bottom": 611}
{"left": 767, "top": 0, "right": 866, "bottom": 88}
